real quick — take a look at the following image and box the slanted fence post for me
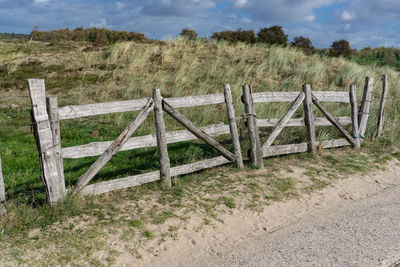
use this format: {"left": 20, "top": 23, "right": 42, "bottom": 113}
{"left": 349, "top": 85, "right": 361, "bottom": 149}
{"left": 0, "top": 156, "right": 6, "bottom": 216}
{"left": 377, "top": 74, "right": 388, "bottom": 137}
{"left": 28, "top": 79, "right": 66, "bottom": 204}
{"left": 153, "top": 88, "right": 171, "bottom": 187}
{"left": 46, "top": 97, "right": 66, "bottom": 195}
{"left": 302, "top": 84, "right": 317, "bottom": 155}
{"left": 358, "top": 77, "right": 374, "bottom": 139}
{"left": 242, "top": 84, "right": 263, "bottom": 168}
{"left": 224, "top": 84, "right": 243, "bottom": 169}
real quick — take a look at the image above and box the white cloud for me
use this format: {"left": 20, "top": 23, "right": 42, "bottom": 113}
{"left": 89, "top": 18, "right": 110, "bottom": 29}
{"left": 240, "top": 17, "right": 252, "bottom": 23}
{"left": 33, "top": 0, "right": 49, "bottom": 5}
{"left": 234, "top": 0, "right": 248, "bottom": 8}
{"left": 340, "top": 10, "right": 356, "bottom": 21}
{"left": 116, "top": 2, "right": 124, "bottom": 10}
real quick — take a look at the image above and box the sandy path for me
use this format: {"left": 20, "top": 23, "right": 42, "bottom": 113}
{"left": 116, "top": 160, "right": 400, "bottom": 267}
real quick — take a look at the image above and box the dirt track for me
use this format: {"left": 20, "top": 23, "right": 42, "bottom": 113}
{"left": 117, "top": 160, "right": 400, "bottom": 267}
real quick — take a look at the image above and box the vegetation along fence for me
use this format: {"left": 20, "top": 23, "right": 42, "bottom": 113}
{"left": 16, "top": 76, "right": 388, "bottom": 206}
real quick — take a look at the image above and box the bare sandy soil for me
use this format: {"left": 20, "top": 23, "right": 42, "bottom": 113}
{"left": 116, "top": 159, "right": 400, "bottom": 267}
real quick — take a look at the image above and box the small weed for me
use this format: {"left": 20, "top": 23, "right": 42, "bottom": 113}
{"left": 142, "top": 230, "right": 154, "bottom": 239}
{"left": 219, "top": 197, "right": 236, "bottom": 209}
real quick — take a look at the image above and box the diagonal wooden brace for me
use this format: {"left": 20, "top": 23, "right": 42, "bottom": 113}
{"left": 261, "top": 91, "right": 305, "bottom": 150}
{"left": 311, "top": 93, "right": 357, "bottom": 147}
{"left": 162, "top": 100, "right": 236, "bottom": 162}
{"left": 73, "top": 98, "right": 154, "bottom": 193}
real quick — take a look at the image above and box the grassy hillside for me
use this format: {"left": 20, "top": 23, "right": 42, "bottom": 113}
{"left": 1, "top": 38, "right": 399, "bottom": 265}
{"left": 1, "top": 38, "right": 399, "bottom": 203}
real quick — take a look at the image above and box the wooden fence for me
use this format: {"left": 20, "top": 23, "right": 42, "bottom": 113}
{"left": 24, "top": 76, "right": 388, "bottom": 205}
{"left": 27, "top": 80, "right": 243, "bottom": 203}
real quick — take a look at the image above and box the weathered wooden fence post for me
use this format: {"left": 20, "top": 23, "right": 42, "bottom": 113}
{"left": 153, "top": 88, "right": 171, "bottom": 187}
{"left": 224, "top": 84, "right": 243, "bottom": 169}
{"left": 0, "top": 157, "right": 6, "bottom": 216}
{"left": 242, "top": 84, "right": 263, "bottom": 168}
{"left": 377, "top": 74, "right": 388, "bottom": 137}
{"left": 46, "top": 97, "right": 66, "bottom": 195}
{"left": 349, "top": 85, "right": 361, "bottom": 149}
{"left": 302, "top": 84, "right": 317, "bottom": 155}
{"left": 28, "top": 79, "right": 66, "bottom": 204}
{"left": 358, "top": 77, "right": 374, "bottom": 139}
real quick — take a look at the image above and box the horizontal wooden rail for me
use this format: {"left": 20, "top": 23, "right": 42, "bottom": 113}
{"left": 62, "top": 123, "right": 230, "bottom": 159}
{"left": 257, "top": 117, "right": 352, "bottom": 127}
{"left": 262, "top": 139, "right": 350, "bottom": 158}
{"left": 252, "top": 91, "right": 349, "bottom": 103}
{"left": 81, "top": 156, "right": 230, "bottom": 196}
{"left": 58, "top": 94, "right": 225, "bottom": 120}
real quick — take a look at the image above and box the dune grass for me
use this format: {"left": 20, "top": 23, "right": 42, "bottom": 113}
{"left": 0, "top": 39, "right": 398, "bottom": 222}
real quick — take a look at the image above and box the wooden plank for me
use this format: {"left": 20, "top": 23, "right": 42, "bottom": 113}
{"left": 257, "top": 117, "right": 352, "bottom": 127}
{"left": 58, "top": 94, "right": 225, "bottom": 120}
{"left": 62, "top": 123, "right": 230, "bottom": 159}
{"left": 311, "top": 93, "right": 357, "bottom": 147}
{"left": 162, "top": 99, "right": 236, "bottom": 162}
{"left": 242, "top": 84, "right": 263, "bottom": 168}
{"left": 153, "top": 89, "right": 171, "bottom": 187}
{"left": 262, "top": 139, "right": 350, "bottom": 157}
{"left": 164, "top": 94, "right": 225, "bottom": 108}
{"left": 349, "top": 85, "right": 361, "bottom": 148}
{"left": 224, "top": 84, "right": 243, "bottom": 169}
{"left": 303, "top": 85, "right": 317, "bottom": 155}
{"left": 81, "top": 156, "right": 230, "bottom": 196}
{"left": 46, "top": 97, "right": 67, "bottom": 195}
{"left": 253, "top": 91, "right": 349, "bottom": 103}
{"left": 28, "top": 79, "right": 65, "bottom": 204}
{"left": 261, "top": 91, "right": 305, "bottom": 149}
{"left": 170, "top": 156, "right": 230, "bottom": 177}
{"left": 73, "top": 98, "right": 154, "bottom": 193}
{"left": 0, "top": 157, "right": 6, "bottom": 216}
{"left": 81, "top": 171, "right": 160, "bottom": 196}
{"left": 377, "top": 75, "right": 388, "bottom": 137}
{"left": 358, "top": 77, "right": 374, "bottom": 138}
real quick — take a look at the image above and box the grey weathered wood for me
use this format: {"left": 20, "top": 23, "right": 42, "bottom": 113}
{"left": 224, "top": 84, "right": 243, "bottom": 168}
{"left": 62, "top": 124, "right": 230, "bottom": 159}
{"left": 153, "top": 89, "right": 171, "bottom": 187}
{"left": 81, "top": 171, "right": 160, "bottom": 196}
{"left": 257, "top": 117, "right": 352, "bottom": 127}
{"left": 377, "top": 75, "right": 388, "bottom": 137}
{"left": 349, "top": 85, "right": 361, "bottom": 149}
{"left": 262, "top": 91, "right": 305, "bottom": 150}
{"left": 253, "top": 91, "right": 349, "bottom": 103}
{"left": 81, "top": 156, "right": 230, "bottom": 196}
{"left": 262, "top": 139, "right": 350, "bottom": 157}
{"left": 242, "top": 84, "right": 263, "bottom": 167}
{"left": 165, "top": 94, "right": 225, "bottom": 108}
{"left": 170, "top": 156, "right": 230, "bottom": 177}
{"left": 58, "top": 94, "right": 225, "bottom": 120}
{"left": 358, "top": 77, "right": 374, "bottom": 138}
{"left": 28, "top": 79, "right": 65, "bottom": 204}
{"left": 311, "top": 93, "right": 357, "bottom": 147}
{"left": 0, "top": 157, "right": 6, "bottom": 216}
{"left": 303, "top": 85, "right": 317, "bottom": 155}
{"left": 162, "top": 100, "right": 236, "bottom": 162}
{"left": 46, "top": 97, "right": 67, "bottom": 195}
{"left": 73, "top": 98, "right": 154, "bottom": 193}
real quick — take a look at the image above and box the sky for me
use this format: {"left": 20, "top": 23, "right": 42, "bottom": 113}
{"left": 1, "top": 0, "right": 400, "bottom": 49}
